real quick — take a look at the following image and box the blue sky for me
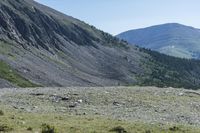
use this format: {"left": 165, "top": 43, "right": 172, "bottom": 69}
{"left": 35, "top": 0, "right": 200, "bottom": 35}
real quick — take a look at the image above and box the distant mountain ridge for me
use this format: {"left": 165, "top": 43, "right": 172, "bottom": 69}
{"left": 117, "top": 23, "right": 200, "bottom": 59}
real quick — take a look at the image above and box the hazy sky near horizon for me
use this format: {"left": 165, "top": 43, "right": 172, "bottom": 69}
{"left": 35, "top": 0, "right": 200, "bottom": 35}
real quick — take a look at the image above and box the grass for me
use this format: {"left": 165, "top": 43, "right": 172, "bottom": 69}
{"left": 0, "top": 60, "right": 40, "bottom": 88}
{"left": 0, "top": 41, "right": 18, "bottom": 61}
{"left": 159, "top": 46, "right": 193, "bottom": 59}
{"left": 0, "top": 105, "right": 200, "bottom": 133}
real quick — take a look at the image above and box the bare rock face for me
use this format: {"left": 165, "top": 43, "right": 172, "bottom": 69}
{"left": 0, "top": 0, "right": 99, "bottom": 50}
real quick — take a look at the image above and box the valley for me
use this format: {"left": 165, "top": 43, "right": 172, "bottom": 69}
{"left": 1, "top": 0, "right": 200, "bottom": 132}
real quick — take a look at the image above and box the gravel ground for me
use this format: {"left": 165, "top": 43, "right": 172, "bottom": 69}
{"left": 1, "top": 86, "right": 200, "bottom": 126}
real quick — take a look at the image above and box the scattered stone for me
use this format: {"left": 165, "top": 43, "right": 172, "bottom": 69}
{"left": 113, "top": 101, "right": 121, "bottom": 106}
{"left": 34, "top": 106, "right": 38, "bottom": 109}
{"left": 20, "top": 107, "right": 25, "bottom": 110}
{"left": 26, "top": 108, "right": 32, "bottom": 112}
{"left": 105, "top": 91, "right": 109, "bottom": 94}
{"left": 178, "top": 92, "right": 184, "bottom": 96}
{"left": 12, "top": 105, "right": 18, "bottom": 109}
{"left": 19, "top": 117, "right": 24, "bottom": 120}
{"left": 30, "top": 93, "right": 44, "bottom": 96}
{"left": 2, "top": 86, "right": 200, "bottom": 128}
{"left": 185, "top": 91, "right": 200, "bottom": 96}
{"left": 21, "top": 121, "right": 26, "bottom": 125}
{"left": 69, "top": 103, "right": 77, "bottom": 108}
{"left": 95, "top": 112, "right": 100, "bottom": 115}
{"left": 61, "top": 97, "right": 69, "bottom": 101}
{"left": 50, "top": 95, "right": 69, "bottom": 102}
{"left": 77, "top": 99, "right": 83, "bottom": 103}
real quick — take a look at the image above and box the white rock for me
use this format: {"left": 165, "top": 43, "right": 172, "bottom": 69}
{"left": 78, "top": 99, "right": 83, "bottom": 103}
{"left": 178, "top": 92, "right": 184, "bottom": 96}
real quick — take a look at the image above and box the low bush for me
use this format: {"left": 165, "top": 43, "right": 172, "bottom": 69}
{"left": 110, "top": 126, "right": 127, "bottom": 133}
{"left": 0, "top": 124, "right": 13, "bottom": 132}
{"left": 169, "top": 126, "right": 180, "bottom": 131}
{"left": 41, "top": 123, "right": 57, "bottom": 133}
{"left": 0, "top": 110, "right": 4, "bottom": 116}
{"left": 27, "top": 127, "right": 33, "bottom": 131}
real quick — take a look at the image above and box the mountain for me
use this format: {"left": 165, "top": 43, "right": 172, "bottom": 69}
{"left": 1, "top": 0, "right": 200, "bottom": 89}
{"left": 117, "top": 23, "right": 200, "bottom": 59}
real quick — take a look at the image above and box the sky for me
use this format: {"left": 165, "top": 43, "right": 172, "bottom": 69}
{"left": 35, "top": 0, "right": 200, "bottom": 35}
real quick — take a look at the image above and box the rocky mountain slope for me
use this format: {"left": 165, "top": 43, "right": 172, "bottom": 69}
{"left": 1, "top": 0, "right": 200, "bottom": 89}
{"left": 117, "top": 23, "right": 200, "bottom": 59}
{"left": 0, "top": 0, "right": 144, "bottom": 87}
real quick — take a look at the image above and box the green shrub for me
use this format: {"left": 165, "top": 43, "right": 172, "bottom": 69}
{"left": 110, "top": 126, "right": 127, "bottom": 133}
{"left": 145, "top": 130, "right": 151, "bottom": 133}
{"left": 0, "top": 110, "right": 4, "bottom": 116}
{"left": 0, "top": 60, "right": 40, "bottom": 88}
{"left": 0, "top": 124, "right": 13, "bottom": 132}
{"left": 27, "top": 127, "right": 33, "bottom": 131}
{"left": 41, "top": 124, "right": 57, "bottom": 133}
{"left": 169, "top": 126, "right": 180, "bottom": 131}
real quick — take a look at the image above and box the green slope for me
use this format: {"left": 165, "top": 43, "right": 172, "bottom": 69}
{"left": 138, "top": 48, "right": 200, "bottom": 89}
{"left": 0, "top": 60, "right": 40, "bottom": 88}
